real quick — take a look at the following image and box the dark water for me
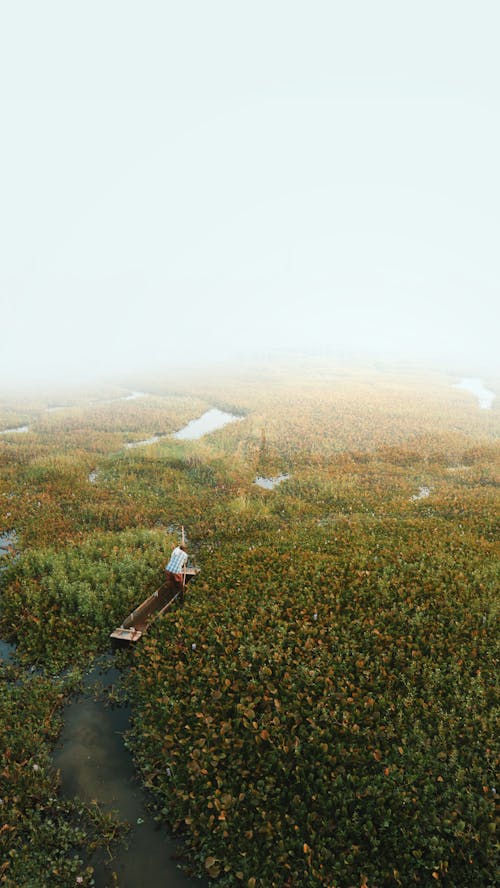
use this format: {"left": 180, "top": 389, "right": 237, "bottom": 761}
{"left": 0, "top": 638, "right": 15, "bottom": 663}
{"left": 53, "top": 661, "right": 207, "bottom": 888}
{"left": 1, "top": 535, "right": 206, "bottom": 886}
{"left": 0, "top": 532, "right": 17, "bottom": 662}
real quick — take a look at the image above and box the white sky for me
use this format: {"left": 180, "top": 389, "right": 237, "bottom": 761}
{"left": 1, "top": 1, "right": 499, "bottom": 385}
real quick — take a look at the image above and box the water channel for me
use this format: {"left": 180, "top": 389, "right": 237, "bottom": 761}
{"left": 174, "top": 408, "right": 242, "bottom": 440}
{"left": 93, "top": 391, "right": 149, "bottom": 406}
{"left": 53, "top": 660, "right": 207, "bottom": 888}
{"left": 0, "top": 538, "right": 206, "bottom": 887}
{"left": 0, "top": 391, "right": 149, "bottom": 435}
{"left": 0, "top": 399, "right": 242, "bottom": 445}
{"left": 0, "top": 532, "right": 17, "bottom": 663}
{"left": 454, "top": 378, "right": 496, "bottom": 410}
{"left": 128, "top": 408, "right": 242, "bottom": 448}
{"left": 125, "top": 434, "right": 167, "bottom": 450}
{"left": 0, "top": 424, "right": 29, "bottom": 434}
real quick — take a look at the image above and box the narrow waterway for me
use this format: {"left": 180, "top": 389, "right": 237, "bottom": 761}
{"left": 0, "top": 637, "right": 15, "bottom": 663}
{"left": 1, "top": 402, "right": 243, "bottom": 448}
{"left": 0, "top": 424, "right": 29, "bottom": 434}
{"left": 1, "top": 538, "right": 206, "bottom": 887}
{"left": 125, "top": 433, "right": 167, "bottom": 449}
{"left": 174, "top": 408, "right": 242, "bottom": 440}
{"left": 127, "top": 408, "right": 242, "bottom": 448}
{"left": 93, "top": 390, "right": 149, "bottom": 406}
{"left": 53, "top": 660, "right": 206, "bottom": 888}
{"left": 0, "top": 531, "right": 17, "bottom": 663}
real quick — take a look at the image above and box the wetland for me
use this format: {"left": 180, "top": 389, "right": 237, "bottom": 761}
{"left": 0, "top": 360, "right": 498, "bottom": 887}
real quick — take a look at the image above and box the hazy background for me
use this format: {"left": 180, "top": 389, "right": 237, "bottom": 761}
{"left": 1, "top": 1, "right": 498, "bottom": 386}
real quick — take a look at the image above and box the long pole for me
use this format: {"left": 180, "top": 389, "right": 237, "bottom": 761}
{"left": 180, "top": 525, "right": 187, "bottom": 602}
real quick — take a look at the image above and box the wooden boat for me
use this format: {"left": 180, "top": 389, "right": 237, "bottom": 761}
{"left": 110, "top": 567, "right": 200, "bottom": 649}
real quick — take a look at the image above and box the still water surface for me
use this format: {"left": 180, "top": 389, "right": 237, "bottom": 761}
{"left": 454, "top": 378, "right": 496, "bottom": 410}
{"left": 0, "top": 424, "right": 29, "bottom": 434}
{"left": 0, "top": 532, "right": 18, "bottom": 664}
{"left": 54, "top": 661, "right": 206, "bottom": 888}
{"left": 0, "top": 638, "right": 15, "bottom": 663}
{"left": 125, "top": 434, "right": 166, "bottom": 449}
{"left": 174, "top": 408, "right": 242, "bottom": 440}
{"left": 1, "top": 534, "right": 205, "bottom": 886}
{"left": 254, "top": 473, "right": 290, "bottom": 490}
{"left": 128, "top": 409, "right": 242, "bottom": 448}
{"left": 0, "top": 403, "right": 242, "bottom": 444}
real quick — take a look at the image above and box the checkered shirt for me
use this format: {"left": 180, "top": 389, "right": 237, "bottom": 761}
{"left": 166, "top": 547, "right": 188, "bottom": 573}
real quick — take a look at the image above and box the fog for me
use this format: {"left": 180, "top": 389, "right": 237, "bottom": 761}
{"left": 1, "top": 1, "right": 499, "bottom": 388}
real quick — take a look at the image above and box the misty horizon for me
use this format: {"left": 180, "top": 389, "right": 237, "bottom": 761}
{"left": 1, "top": 2, "right": 499, "bottom": 389}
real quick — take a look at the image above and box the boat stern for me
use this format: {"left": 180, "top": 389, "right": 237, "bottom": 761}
{"left": 110, "top": 626, "right": 143, "bottom": 649}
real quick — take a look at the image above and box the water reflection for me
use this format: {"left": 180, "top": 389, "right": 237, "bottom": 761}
{"left": 454, "top": 378, "right": 496, "bottom": 410}
{"left": 0, "top": 425, "right": 29, "bottom": 434}
{"left": 125, "top": 434, "right": 165, "bottom": 450}
{"left": 174, "top": 409, "right": 242, "bottom": 440}
{"left": 254, "top": 473, "right": 290, "bottom": 490}
{"left": 0, "top": 531, "right": 17, "bottom": 662}
{"left": 126, "top": 410, "right": 242, "bottom": 449}
{"left": 123, "top": 391, "right": 147, "bottom": 401}
{"left": 53, "top": 662, "right": 206, "bottom": 888}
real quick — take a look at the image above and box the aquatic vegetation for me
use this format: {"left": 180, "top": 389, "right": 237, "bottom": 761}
{"left": 0, "top": 529, "right": 178, "bottom": 670}
{"left": 0, "top": 665, "right": 124, "bottom": 887}
{"left": 127, "top": 519, "right": 498, "bottom": 887}
{"left": 1, "top": 363, "right": 498, "bottom": 885}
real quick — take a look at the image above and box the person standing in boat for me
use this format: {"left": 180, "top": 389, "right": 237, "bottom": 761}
{"left": 165, "top": 544, "right": 188, "bottom": 593}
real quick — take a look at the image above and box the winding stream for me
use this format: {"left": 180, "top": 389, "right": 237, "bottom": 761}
{"left": 1, "top": 399, "right": 243, "bottom": 448}
{"left": 174, "top": 408, "right": 242, "bottom": 441}
{"left": 0, "top": 391, "right": 149, "bottom": 435}
{"left": 128, "top": 408, "right": 242, "bottom": 448}
{"left": 125, "top": 434, "right": 167, "bottom": 450}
